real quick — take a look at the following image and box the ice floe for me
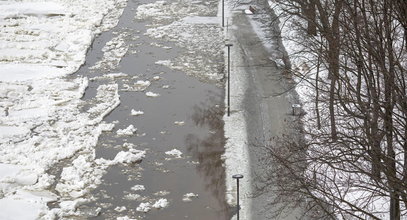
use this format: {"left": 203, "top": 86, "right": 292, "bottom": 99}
{"left": 146, "top": 91, "right": 160, "bottom": 97}
{"left": 182, "top": 193, "right": 199, "bottom": 202}
{"left": 90, "top": 33, "right": 129, "bottom": 70}
{"left": 112, "top": 150, "right": 146, "bottom": 164}
{"left": 152, "top": 198, "right": 169, "bottom": 209}
{"left": 131, "top": 185, "right": 145, "bottom": 191}
{"left": 165, "top": 149, "right": 183, "bottom": 158}
{"left": 116, "top": 125, "right": 137, "bottom": 136}
{"left": 131, "top": 109, "right": 144, "bottom": 116}
{"left": 136, "top": 202, "right": 151, "bottom": 212}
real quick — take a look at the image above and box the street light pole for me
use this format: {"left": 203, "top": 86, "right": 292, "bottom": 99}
{"left": 225, "top": 43, "right": 233, "bottom": 116}
{"left": 222, "top": 0, "right": 224, "bottom": 27}
{"left": 232, "top": 174, "right": 243, "bottom": 220}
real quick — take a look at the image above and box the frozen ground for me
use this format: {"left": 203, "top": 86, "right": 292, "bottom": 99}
{"left": 0, "top": 0, "right": 127, "bottom": 218}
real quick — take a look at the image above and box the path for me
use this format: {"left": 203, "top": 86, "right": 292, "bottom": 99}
{"left": 227, "top": 9, "right": 308, "bottom": 220}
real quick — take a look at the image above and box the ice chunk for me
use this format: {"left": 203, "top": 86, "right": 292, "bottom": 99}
{"left": 124, "top": 193, "right": 141, "bottom": 200}
{"left": 131, "top": 185, "right": 145, "bottom": 191}
{"left": 136, "top": 202, "right": 151, "bottom": 212}
{"left": 117, "top": 125, "right": 137, "bottom": 136}
{"left": 146, "top": 91, "right": 160, "bottom": 97}
{"left": 174, "top": 121, "right": 185, "bottom": 126}
{"left": 133, "top": 80, "right": 151, "bottom": 91}
{"left": 114, "top": 206, "right": 126, "bottom": 212}
{"left": 113, "top": 150, "right": 145, "bottom": 164}
{"left": 165, "top": 149, "right": 183, "bottom": 158}
{"left": 152, "top": 198, "right": 168, "bottom": 209}
{"left": 182, "top": 193, "right": 198, "bottom": 202}
{"left": 117, "top": 216, "right": 137, "bottom": 220}
{"left": 131, "top": 109, "right": 144, "bottom": 116}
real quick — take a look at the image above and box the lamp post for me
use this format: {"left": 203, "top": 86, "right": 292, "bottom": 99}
{"left": 225, "top": 43, "right": 233, "bottom": 116}
{"left": 232, "top": 174, "right": 244, "bottom": 220}
{"left": 222, "top": 0, "right": 224, "bottom": 27}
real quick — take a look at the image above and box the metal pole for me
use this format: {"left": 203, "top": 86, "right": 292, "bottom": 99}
{"left": 222, "top": 0, "right": 224, "bottom": 27}
{"left": 236, "top": 178, "right": 240, "bottom": 220}
{"left": 225, "top": 43, "right": 233, "bottom": 116}
{"left": 227, "top": 45, "right": 230, "bottom": 116}
{"left": 232, "top": 174, "right": 243, "bottom": 220}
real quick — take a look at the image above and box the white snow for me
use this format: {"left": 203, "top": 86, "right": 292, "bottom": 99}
{"left": 165, "top": 149, "right": 183, "bottom": 158}
{"left": 0, "top": 2, "right": 66, "bottom": 19}
{"left": 117, "top": 125, "right": 137, "bottom": 136}
{"left": 131, "top": 109, "right": 144, "bottom": 116}
{"left": 0, "top": 191, "right": 55, "bottom": 220}
{"left": 152, "top": 198, "right": 169, "bottom": 209}
{"left": 0, "top": 64, "right": 70, "bottom": 82}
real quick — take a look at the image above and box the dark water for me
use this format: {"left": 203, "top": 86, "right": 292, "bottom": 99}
{"left": 74, "top": 0, "right": 230, "bottom": 219}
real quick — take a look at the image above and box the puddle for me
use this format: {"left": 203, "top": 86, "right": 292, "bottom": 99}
{"left": 66, "top": 0, "right": 230, "bottom": 219}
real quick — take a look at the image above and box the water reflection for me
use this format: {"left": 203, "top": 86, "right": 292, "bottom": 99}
{"left": 185, "top": 92, "right": 231, "bottom": 219}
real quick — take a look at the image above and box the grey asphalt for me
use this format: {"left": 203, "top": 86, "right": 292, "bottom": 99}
{"left": 230, "top": 9, "right": 308, "bottom": 220}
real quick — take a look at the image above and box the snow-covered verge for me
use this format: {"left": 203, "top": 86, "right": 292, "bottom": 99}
{"left": 0, "top": 0, "right": 127, "bottom": 219}
{"left": 268, "top": 0, "right": 406, "bottom": 219}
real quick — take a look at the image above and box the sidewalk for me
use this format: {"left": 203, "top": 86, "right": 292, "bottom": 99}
{"left": 224, "top": 8, "right": 308, "bottom": 220}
